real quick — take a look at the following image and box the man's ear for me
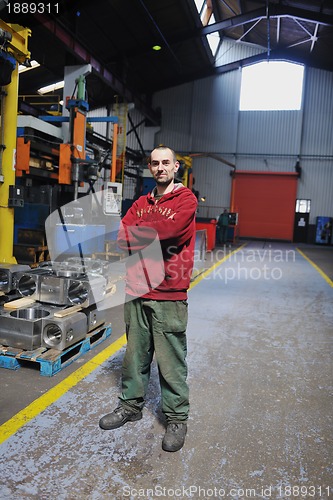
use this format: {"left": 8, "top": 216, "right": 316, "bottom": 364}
{"left": 174, "top": 161, "right": 180, "bottom": 172}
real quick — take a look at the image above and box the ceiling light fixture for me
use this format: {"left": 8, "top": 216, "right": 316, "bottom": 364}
{"left": 38, "top": 80, "right": 64, "bottom": 95}
{"left": 18, "top": 60, "right": 40, "bottom": 73}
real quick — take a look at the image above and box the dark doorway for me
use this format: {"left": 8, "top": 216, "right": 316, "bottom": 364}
{"left": 294, "top": 213, "right": 310, "bottom": 243}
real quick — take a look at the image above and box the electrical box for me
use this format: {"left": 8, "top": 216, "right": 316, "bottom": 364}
{"left": 8, "top": 185, "right": 24, "bottom": 208}
{"left": 103, "top": 182, "right": 122, "bottom": 215}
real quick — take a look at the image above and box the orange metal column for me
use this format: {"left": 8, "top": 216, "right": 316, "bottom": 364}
{"left": 111, "top": 123, "right": 118, "bottom": 182}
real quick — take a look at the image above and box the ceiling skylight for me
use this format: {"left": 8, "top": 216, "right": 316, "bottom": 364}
{"left": 194, "top": 0, "right": 220, "bottom": 56}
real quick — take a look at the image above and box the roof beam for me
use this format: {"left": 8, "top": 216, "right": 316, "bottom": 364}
{"left": 199, "top": 4, "right": 333, "bottom": 37}
{"left": 211, "top": 47, "right": 333, "bottom": 74}
{"left": 165, "top": 4, "right": 332, "bottom": 61}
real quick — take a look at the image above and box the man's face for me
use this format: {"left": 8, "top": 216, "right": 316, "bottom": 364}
{"left": 148, "top": 148, "right": 180, "bottom": 187}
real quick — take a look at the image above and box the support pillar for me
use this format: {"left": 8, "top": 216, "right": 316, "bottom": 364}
{"left": 0, "top": 64, "right": 18, "bottom": 263}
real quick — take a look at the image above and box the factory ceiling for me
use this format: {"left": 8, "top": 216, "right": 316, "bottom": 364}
{"left": 2, "top": 0, "right": 333, "bottom": 123}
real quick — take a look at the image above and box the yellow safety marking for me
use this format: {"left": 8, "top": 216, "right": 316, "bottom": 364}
{"left": 0, "top": 243, "right": 246, "bottom": 445}
{"left": 189, "top": 243, "right": 247, "bottom": 290}
{"left": 0, "top": 334, "right": 127, "bottom": 445}
{"left": 296, "top": 248, "right": 333, "bottom": 288}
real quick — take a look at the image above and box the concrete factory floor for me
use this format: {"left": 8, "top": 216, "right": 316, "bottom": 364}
{"left": 0, "top": 241, "right": 332, "bottom": 499}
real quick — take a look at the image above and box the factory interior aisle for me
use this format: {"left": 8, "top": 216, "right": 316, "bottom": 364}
{"left": 0, "top": 242, "right": 332, "bottom": 499}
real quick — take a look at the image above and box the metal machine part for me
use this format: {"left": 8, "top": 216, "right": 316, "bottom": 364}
{"left": 67, "top": 279, "right": 89, "bottom": 305}
{"left": 51, "top": 260, "right": 85, "bottom": 278}
{"left": 66, "top": 257, "right": 114, "bottom": 289}
{"left": 36, "top": 260, "right": 86, "bottom": 278}
{"left": 0, "top": 305, "right": 51, "bottom": 350}
{"left": 71, "top": 274, "right": 106, "bottom": 306}
{"left": 39, "top": 275, "right": 71, "bottom": 305}
{"left": 55, "top": 268, "right": 85, "bottom": 279}
{"left": 41, "top": 258, "right": 113, "bottom": 286}
{"left": 16, "top": 273, "right": 39, "bottom": 298}
{"left": 82, "top": 304, "right": 106, "bottom": 332}
{"left": 16, "top": 268, "right": 54, "bottom": 299}
{"left": 14, "top": 265, "right": 106, "bottom": 307}
{"left": 42, "top": 312, "right": 88, "bottom": 350}
{"left": 0, "top": 264, "right": 30, "bottom": 293}
{"left": 39, "top": 273, "right": 106, "bottom": 307}
{"left": 66, "top": 257, "right": 111, "bottom": 275}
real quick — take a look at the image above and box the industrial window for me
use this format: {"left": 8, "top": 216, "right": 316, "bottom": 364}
{"left": 239, "top": 61, "right": 304, "bottom": 111}
{"left": 194, "top": 0, "right": 220, "bottom": 56}
{"left": 296, "top": 199, "right": 311, "bottom": 213}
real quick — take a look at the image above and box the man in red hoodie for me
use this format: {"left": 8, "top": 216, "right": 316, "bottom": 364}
{"left": 99, "top": 146, "right": 198, "bottom": 452}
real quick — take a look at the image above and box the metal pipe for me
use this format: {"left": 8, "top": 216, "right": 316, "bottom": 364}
{"left": 127, "top": 113, "right": 145, "bottom": 158}
{"left": 0, "top": 91, "right": 5, "bottom": 178}
{"left": 111, "top": 123, "right": 118, "bottom": 182}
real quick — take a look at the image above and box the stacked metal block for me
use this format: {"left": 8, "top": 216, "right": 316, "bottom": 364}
{"left": 0, "top": 259, "right": 111, "bottom": 351}
{"left": 0, "top": 264, "right": 31, "bottom": 294}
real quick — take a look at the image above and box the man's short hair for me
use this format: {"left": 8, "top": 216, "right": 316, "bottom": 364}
{"left": 148, "top": 146, "right": 177, "bottom": 164}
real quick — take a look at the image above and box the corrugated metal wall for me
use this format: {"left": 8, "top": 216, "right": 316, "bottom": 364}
{"left": 215, "top": 37, "right": 266, "bottom": 66}
{"left": 191, "top": 157, "right": 233, "bottom": 220}
{"left": 301, "top": 68, "right": 333, "bottom": 157}
{"left": 87, "top": 106, "right": 109, "bottom": 137}
{"left": 152, "top": 60, "right": 333, "bottom": 223}
{"left": 87, "top": 41, "right": 333, "bottom": 225}
{"left": 191, "top": 71, "right": 240, "bottom": 153}
{"left": 155, "top": 83, "right": 194, "bottom": 151}
{"left": 237, "top": 110, "right": 303, "bottom": 156}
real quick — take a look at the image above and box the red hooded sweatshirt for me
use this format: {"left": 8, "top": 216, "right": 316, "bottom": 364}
{"left": 117, "top": 184, "right": 198, "bottom": 300}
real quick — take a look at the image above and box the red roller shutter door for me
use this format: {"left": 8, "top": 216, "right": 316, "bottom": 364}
{"left": 231, "top": 171, "right": 298, "bottom": 241}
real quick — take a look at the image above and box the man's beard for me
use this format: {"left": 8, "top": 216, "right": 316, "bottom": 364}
{"left": 155, "top": 176, "right": 172, "bottom": 186}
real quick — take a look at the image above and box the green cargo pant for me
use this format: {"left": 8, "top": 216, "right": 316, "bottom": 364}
{"left": 119, "top": 298, "right": 189, "bottom": 422}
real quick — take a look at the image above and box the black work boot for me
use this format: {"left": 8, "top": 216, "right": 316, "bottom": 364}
{"left": 162, "top": 422, "right": 187, "bottom": 452}
{"left": 99, "top": 405, "right": 142, "bottom": 430}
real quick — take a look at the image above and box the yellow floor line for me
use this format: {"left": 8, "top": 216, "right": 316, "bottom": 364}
{"left": 296, "top": 248, "right": 333, "bottom": 288}
{"left": 0, "top": 334, "right": 127, "bottom": 445}
{"left": 189, "top": 243, "right": 247, "bottom": 290}
{"left": 0, "top": 243, "right": 246, "bottom": 446}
